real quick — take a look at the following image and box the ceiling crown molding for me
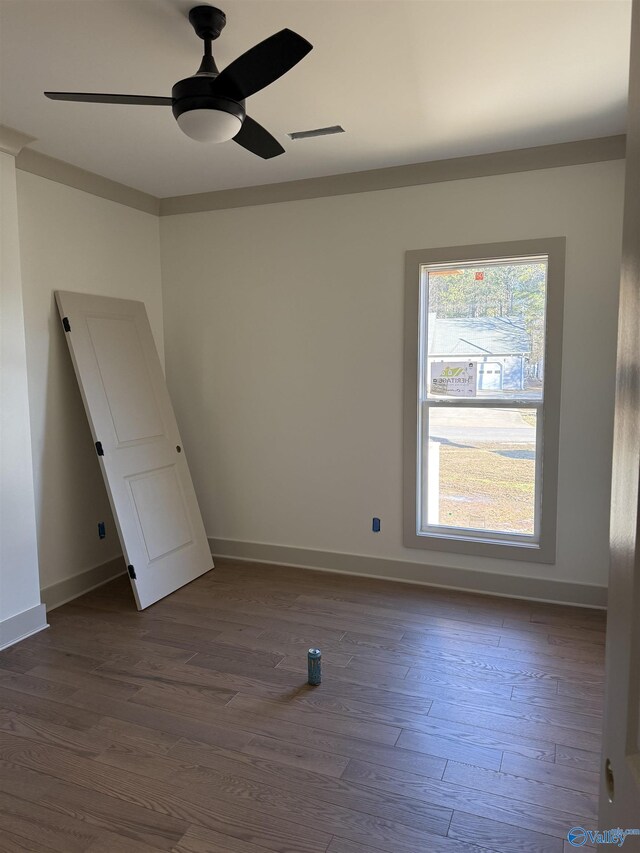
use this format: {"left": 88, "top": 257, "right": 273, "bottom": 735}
{"left": 159, "top": 134, "right": 627, "bottom": 215}
{"left": 9, "top": 133, "right": 626, "bottom": 216}
{"left": 0, "top": 125, "right": 36, "bottom": 156}
{"left": 15, "top": 149, "right": 160, "bottom": 215}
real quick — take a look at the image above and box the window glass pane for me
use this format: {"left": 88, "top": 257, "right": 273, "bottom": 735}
{"left": 423, "top": 260, "right": 547, "bottom": 401}
{"left": 421, "top": 407, "right": 538, "bottom": 536}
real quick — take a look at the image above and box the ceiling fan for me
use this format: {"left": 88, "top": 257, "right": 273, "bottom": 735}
{"left": 44, "top": 5, "right": 313, "bottom": 159}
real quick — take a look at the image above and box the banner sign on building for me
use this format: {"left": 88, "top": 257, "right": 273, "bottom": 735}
{"left": 430, "top": 361, "right": 478, "bottom": 397}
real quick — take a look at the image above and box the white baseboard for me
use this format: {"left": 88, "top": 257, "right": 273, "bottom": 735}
{"left": 0, "top": 603, "right": 48, "bottom": 651}
{"left": 40, "top": 556, "right": 127, "bottom": 611}
{"left": 209, "top": 538, "right": 607, "bottom": 609}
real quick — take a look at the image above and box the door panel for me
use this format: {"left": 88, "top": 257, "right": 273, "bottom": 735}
{"left": 86, "top": 314, "right": 164, "bottom": 444}
{"left": 600, "top": 0, "right": 640, "bottom": 841}
{"left": 127, "top": 466, "right": 193, "bottom": 561}
{"left": 56, "top": 291, "right": 213, "bottom": 610}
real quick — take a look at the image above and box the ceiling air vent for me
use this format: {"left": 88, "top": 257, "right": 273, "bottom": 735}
{"left": 287, "top": 125, "right": 345, "bottom": 141}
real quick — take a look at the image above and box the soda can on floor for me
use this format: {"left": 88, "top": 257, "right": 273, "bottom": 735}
{"left": 308, "top": 648, "right": 322, "bottom": 685}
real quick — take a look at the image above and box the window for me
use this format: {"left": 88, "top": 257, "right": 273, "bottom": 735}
{"left": 404, "top": 239, "right": 565, "bottom": 562}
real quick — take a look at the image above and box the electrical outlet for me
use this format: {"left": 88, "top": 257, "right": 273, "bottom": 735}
{"left": 98, "top": 521, "right": 106, "bottom": 539}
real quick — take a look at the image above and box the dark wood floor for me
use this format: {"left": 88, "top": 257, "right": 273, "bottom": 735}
{"left": 0, "top": 560, "right": 606, "bottom": 853}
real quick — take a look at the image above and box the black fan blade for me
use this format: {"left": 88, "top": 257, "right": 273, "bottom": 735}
{"left": 45, "top": 92, "right": 172, "bottom": 106}
{"left": 233, "top": 115, "right": 284, "bottom": 159}
{"left": 211, "top": 29, "right": 312, "bottom": 101}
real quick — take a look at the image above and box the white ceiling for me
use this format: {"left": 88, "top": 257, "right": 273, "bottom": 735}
{"left": 0, "top": 0, "right": 632, "bottom": 198}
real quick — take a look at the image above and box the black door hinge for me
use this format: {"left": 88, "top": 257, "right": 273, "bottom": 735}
{"left": 62, "top": 317, "right": 71, "bottom": 332}
{"left": 95, "top": 441, "right": 104, "bottom": 456}
{"left": 127, "top": 565, "right": 136, "bottom": 579}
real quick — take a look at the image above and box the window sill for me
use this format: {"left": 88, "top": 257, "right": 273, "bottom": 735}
{"left": 404, "top": 528, "right": 556, "bottom": 564}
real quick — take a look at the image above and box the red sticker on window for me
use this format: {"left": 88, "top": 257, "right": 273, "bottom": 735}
{"left": 475, "top": 271, "right": 484, "bottom": 280}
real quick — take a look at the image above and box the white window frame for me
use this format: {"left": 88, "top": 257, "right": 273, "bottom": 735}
{"left": 403, "top": 238, "right": 565, "bottom": 563}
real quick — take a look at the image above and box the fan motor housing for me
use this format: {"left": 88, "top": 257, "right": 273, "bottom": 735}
{"left": 171, "top": 75, "right": 245, "bottom": 124}
{"left": 188, "top": 6, "right": 227, "bottom": 41}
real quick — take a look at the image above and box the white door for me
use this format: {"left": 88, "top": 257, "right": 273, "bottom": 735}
{"left": 55, "top": 291, "right": 213, "bottom": 610}
{"left": 478, "top": 362, "right": 502, "bottom": 391}
{"left": 600, "top": 0, "right": 640, "bottom": 841}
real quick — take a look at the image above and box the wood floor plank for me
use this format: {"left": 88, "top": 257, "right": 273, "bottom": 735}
{"left": 0, "top": 645, "right": 107, "bottom": 675}
{"left": 332, "top": 632, "right": 603, "bottom": 678}
{"left": 510, "top": 685, "right": 603, "bottom": 717}
{"left": 95, "top": 656, "right": 304, "bottom": 704}
{"left": 124, "top": 597, "right": 279, "bottom": 634}
{"left": 557, "top": 679, "right": 605, "bottom": 700}
{"left": 95, "top": 741, "right": 199, "bottom": 782}
{"left": 166, "top": 736, "right": 451, "bottom": 837}
{"left": 47, "top": 608, "right": 148, "bottom": 636}
{"left": 125, "top": 652, "right": 503, "bottom": 716}
{"left": 0, "top": 730, "right": 330, "bottom": 853}
{"left": 407, "top": 650, "right": 603, "bottom": 685}
{"left": 326, "top": 829, "right": 513, "bottom": 853}
{"left": 528, "top": 608, "right": 606, "bottom": 629}
{"left": 175, "top": 722, "right": 448, "bottom": 783}
{"left": 503, "top": 632, "right": 605, "bottom": 659}
{"left": 499, "top": 618, "right": 605, "bottom": 645}
{"left": 213, "top": 601, "right": 406, "bottom": 640}
{"left": 64, "top": 690, "right": 257, "bottom": 753}
{"left": 442, "top": 760, "right": 597, "bottom": 819}
{"left": 356, "top": 623, "right": 501, "bottom": 647}
{"left": 0, "top": 708, "right": 111, "bottom": 758}
{"left": 88, "top": 716, "right": 182, "bottom": 756}
{"left": 272, "top": 650, "right": 516, "bottom": 705}
{"left": 87, "top": 834, "right": 166, "bottom": 853}
{"left": 336, "top": 629, "right": 505, "bottom": 663}
{"left": 176, "top": 648, "right": 455, "bottom": 711}
{"left": 28, "top": 628, "right": 198, "bottom": 668}
{"left": 0, "top": 561, "right": 605, "bottom": 853}
{"left": 500, "top": 751, "right": 600, "bottom": 795}
{"left": 0, "top": 828, "right": 59, "bottom": 852}
{"left": 128, "top": 682, "right": 237, "bottom": 718}
{"left": 0, "top": 752, "right": 185, "bottom": 851}
{"left": 396, "top": 721, "right": 553, "bottom": 767}
{"left": 428, "top": 699, "right": 601, "bottom": 752}
{"left": 429, "top": 693, "right": 603, "bottom": 734}
{"left": 0, "top": 668, "right": 78, "bottom": 701}
{"left": 39, "top": 777, "right": 188, "bottom": 852}
{"left": 141, "top": 618, "right": 261, "bottom": 649}
{"left": 26, "top": 662, "right": 144, "bottom": 700}
{"left": 234, "top": 689, "right": 438, "bottom": 744}
{"left": 14, "top": 727, "right": 431, "bottom": 853}
{"left": 0, "top": 757, "right": 58, "bottom": 804}
{"left": 146, "top": 635, "right": 284, "bottom": 669}
{"left": 0, "top": 790, "right": 100, "bottom": 852}
{"left": 226, "top": 693, "right": 402, "bottom": 745}
{"left": 341, "top": 759, "right": 593, "bottom": 840}
{"left": 555, "top": 744, "right": 602, "bottom": 774}
{"left": 400, "top": 623, "right": 506, "bottom": 646}
{"left": 293, "top": 594, "right": 504, "bottom": 635}
{"left": 294, "top": 589, "right": 505, "bottom": 625}
{"left": 0, "top": 684, "right": 100, "bottom": 731}
{"left": 447, "top": 810, "right": 563, "bottom": 853}
{"left": 241, "top": 643, "right": 353, "bottom": 669}
{"left": 172, "top": 824, "right": 273, "bottom": 853}
{"left": 242, "top": 734, "right": 352, "bottom": 778}
{"left": 563, "top": 843, "right": 597, "bottom": 853}
{"left": 271, "top": 651, "right": 366, "bottom": 674}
